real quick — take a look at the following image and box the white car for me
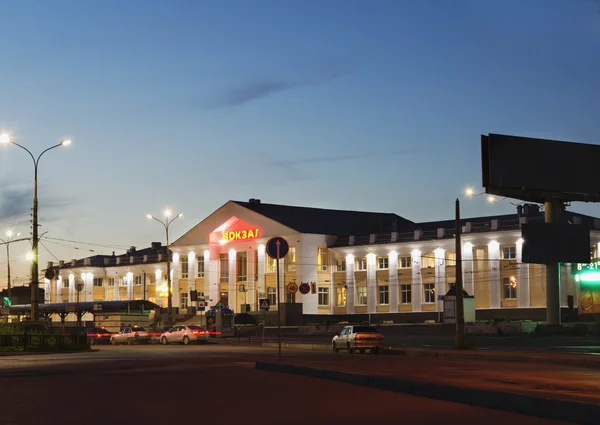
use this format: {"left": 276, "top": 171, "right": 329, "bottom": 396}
{"left": 110, "top": 326, "right": 150, "bottom": 345}
{"left": 332, "top": 325, "right": 384, "bottom": 354}
{"left": 160, "top": 325, "right": 209, "bottom": 345}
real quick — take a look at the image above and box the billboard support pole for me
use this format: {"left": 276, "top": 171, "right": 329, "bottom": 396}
{"left": 455, "top": 199, "right": 466, "bottom": 349}
{"left": 545, "top": 200, "right": 562, "bottom": 325}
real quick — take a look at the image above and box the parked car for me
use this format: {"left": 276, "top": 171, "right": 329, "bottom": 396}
{"left": 84, "top": 327, "right": 112, "bottom": 345}
{"left": 332, "top": 325, "right": 383, "bottom": 354}
{"left": 110, "top": 326, "right": 150, "bottom": 345}
{"left": 160, "top": 325, "right": 209, "bottom": 345}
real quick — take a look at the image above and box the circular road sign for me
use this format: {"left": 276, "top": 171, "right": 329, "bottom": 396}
{"left": 266, "top": 236, "right": 289, "bottom": 260}
{"left": 287, "top": 282, "right": 298, "bottom": 294}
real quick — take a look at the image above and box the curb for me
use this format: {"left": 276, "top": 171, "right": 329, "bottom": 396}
{"left": 0, "top": 348, "right": 98, "bottom": 357}
{"left": 256, "top": 361, "right": 600, "bottom": 425}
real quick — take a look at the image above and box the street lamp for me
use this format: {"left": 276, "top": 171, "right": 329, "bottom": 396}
{"left": 1, "top": 133, "right": 72, "bottom": 320}
{"left": 0, "top": 230, "right": 20, "bottom": 300}
{"left": 146, "top": 209, "right": 182, "bottom": 324}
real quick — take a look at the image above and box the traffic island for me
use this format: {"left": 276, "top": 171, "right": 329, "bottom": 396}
{"left": 256, "top": 361, "right": 600, "bottom": 425}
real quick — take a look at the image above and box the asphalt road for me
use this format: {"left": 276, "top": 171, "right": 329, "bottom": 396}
{"left": 0, "top": 345, "right": 576, "bottom": 425}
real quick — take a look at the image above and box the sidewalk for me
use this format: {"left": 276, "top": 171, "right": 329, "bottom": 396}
{"left": 257, "top": 353, "right": 600, "bottom": 424}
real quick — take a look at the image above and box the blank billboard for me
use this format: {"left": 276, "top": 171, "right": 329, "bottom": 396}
{"left": 481, "top": 134, "right": 600, "bottom": 202}
{"left": 521, "top": 223, "right": 590, "bottom": 264}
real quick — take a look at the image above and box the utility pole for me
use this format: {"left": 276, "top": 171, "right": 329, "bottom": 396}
{"left": 545, "top": 200, "right": 562, "bottom": 325}
{"left": 455, "top": 198, "right": 466, "bottom": 349}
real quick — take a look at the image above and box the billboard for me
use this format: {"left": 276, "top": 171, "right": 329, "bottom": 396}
{"left": 481, "top": 134, "right": 600, "bottom": 202}
{"left": 521, "top": 223, "right": 590, "bottom": 264}
{"left": 573, "top": 263, "right": 600, "bottom": 314}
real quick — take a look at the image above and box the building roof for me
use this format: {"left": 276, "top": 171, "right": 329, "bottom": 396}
{"left": 234, "top": 200, "right": 415, "bottom": 236}
{"left": 49, "top": 243, "right": 170, "bottom": 271}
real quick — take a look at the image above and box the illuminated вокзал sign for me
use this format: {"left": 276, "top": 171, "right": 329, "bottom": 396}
{"left": 223, "top": 228, "right": 260, "bottom": 242}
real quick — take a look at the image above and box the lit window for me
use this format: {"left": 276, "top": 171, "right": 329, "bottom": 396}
{"left": 219, "top": 254, "right": 229, "bottom": 283}
{"left": 134, "top": 275, "right": 142, "bottom": 286}
{"left": 267, "top": 287, "right": 277, "bottom": 306}
{"left": 377, "top": 257, "right": 389, "bottom": 270}
{"left": 336, "top": 259, "right": 346, "bottom": 272}
{"left": 285, "top": 247, "right": 296, "bottom": 272}
{"left": 180, "top": 256, "right": 189, "bottom": 279}
{"left": 445, "top": 251, "right": 456, "bottom": 266}
{"left": 356, "top": 287, "right": 367, "bottom": 305}
{"left": 180, "top": 293, "right": 189, "bottom": 309}
{"left": 378, "top": 285, "right": 389, "bottom": 304}
{"left": 237, "top": 252, "right": 247, "bottom": 282}
{"left": 424, "top": 283, "right": 435, "bottom": 303}
{"left": 399, "top": 255, "right": 412, "bottom": 269}
{"left": 62, "top": 278, "right": 69, "bottom": 288}
{"left": 336, "top": 287, "right": 346, "bottom": 306}
{"left": 502, "top": 276, "right": 517, "bottom": 299}
{"left": 107, "top": 277, "right": 115, "bottom": 287}
{"left": 93, "top": 278, "right": 103, "bottom": 287}
{"left": 148, "top": 274, "right": 156, "bottom": 284}
{"left": 318, "top": 287, "right": 329, "bottom": 306}
{"left": 266, "top": 256, "right": 277, "bottom": 273}
{"left": 422, "top": 253, "right": 435, "bottom": 268}
{"left": 317, "top": 248, "right": 328, "bottom": 272}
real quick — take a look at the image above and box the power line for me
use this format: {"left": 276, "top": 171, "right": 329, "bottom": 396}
{"left": 43, "top": 236, "right": 129, "bottom": 250}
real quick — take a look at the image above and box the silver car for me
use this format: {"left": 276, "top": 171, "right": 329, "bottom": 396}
{"left": 160, "top": 325, "right": 209, "bottom": 345}
{"left": 110, "top": 326, "right": 150, "bottom": 345}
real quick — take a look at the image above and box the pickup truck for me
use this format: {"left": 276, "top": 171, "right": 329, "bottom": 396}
{"left": 110, "top": 326, "right": 150, "bottom": 345}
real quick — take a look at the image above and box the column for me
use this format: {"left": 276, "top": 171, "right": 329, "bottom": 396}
{"left": 488, "top": 242, "right": 501, "bottom": 308}
{"left": 296, "top": 236, "right": 318, "bottom": 314}
{"left": 247, "top": 248, "right": 256, "bottom": 311}
{"left": 329, "top": 254, "right": 335, "bottom": 315}
{"left": 462, "top": 243, "right": 474, "bottom": 296}
{"left": 345, "top": 254, "right": 355, "bottom": 314}
{"left": 228, "top": 249, "right": 237, "bottom": 310}
{"left": 172, "top": 253, "right": 180, "bottom": 308}
{"left": 388, "top": 252, "right": 399, "bottom": 313}
{"left": 257, "top": 244, "right": 266, "bottom": 303}
{"left": 516, "top": 239, "right": 530, "bottom": 308}
{"left": 127, "top": 273, "right": 133, "bottom": 300}
{"left": 411, "top": 250, "right": 422, "bottom": 312}
{"left": 202, "top": 249, "right": 210, "bottom": 301}
{"left": 434, "top": 248, "right": 445, "bottom": 312}
{"left": 560, "top": 263, "right": 569, "bottom": 308}
{"left": 114, "top": 275, "right": 120, "bottom": 301}
{"left": 208, "top": 250, "right": 219, "bottom": 308}
{"left": 366, "top": 253, "right": 377, "bottom": 313}
{"left": 68, "top": 274, "right": 75, "bottom": 303}
{"left": 278, "top": 257, "right": 286, "bottom": 307}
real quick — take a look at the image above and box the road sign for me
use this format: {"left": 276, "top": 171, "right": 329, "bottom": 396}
{"left": 259, "top": 298, "right": 270, "bottom": 310}
{"left": 266, "top": 237, "right": 289, "bottom": 260}
{"left": 311, "top": 282, "right": 317, "bottom": 294}
{"left": 2, "top": 297, "right": 11, "bottom": 307}
{"left": 198, "top": 300, "right": 206, "bottom": 312}
{"left": 287, "top": 282, "right": 298, "bottom": 294}
{"left": 299, "top": 282, "right": 310, "bottom": 295}
{"left": 44, "top": 268, "right": 55, "bottom": 280}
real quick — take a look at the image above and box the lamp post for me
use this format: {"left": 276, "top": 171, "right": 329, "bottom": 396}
{"left": 146, "top": 209, "right": 182, "bottom": 324}
{"left": 1, "top": 133, "right": 71, "bottom": 321}
{"left": 0, "top": 230, "right": 20, "bottom": 300}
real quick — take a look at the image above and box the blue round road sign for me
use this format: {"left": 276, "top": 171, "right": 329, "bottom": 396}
{"left": 266, "top": 236, "right": 289, "bottom": 259}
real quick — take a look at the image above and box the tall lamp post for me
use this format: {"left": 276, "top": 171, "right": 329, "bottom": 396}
{"left": 0, "top": 134, "right": 71, "bottom": 321}
{"left": 0, "top": 230, "right": 20, "bottom": 300}
{"left": 146, "top": 209, "right": 182, "bottom": 324}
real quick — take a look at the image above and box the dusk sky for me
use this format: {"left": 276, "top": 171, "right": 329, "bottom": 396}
{"left": 0, "top": 0, "right": 599, "bottom": 287}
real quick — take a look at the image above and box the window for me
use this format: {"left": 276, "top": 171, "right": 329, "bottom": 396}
{"left": 317, "top": 248, "right": 328, "bottom": 272}
{"left": 285, "top": 247, "right": 296, "bottom": 272}
{"left": 502, "top": 246, "right": 516, "bottom": 260}
{"left": 445, "top": 251, "right": 456, "bottom": 266}
{"left": 424, "top": 283, "right": 435, "bottom": 303}
{"left": 148, "top": 274, "right": 156, "bottom": 284}
{"left": 180, "top": 293, "right": 189, "bottom": 309}
{"left": 134, "top": 275, "right": 142, "bottom": 286}
{"left": 237, "top": 252, "right": 247, "bottom": 281}
{"left": 120, "top": 277, "right": 128, "bottom": 286}
{"left": 93, "top": 278, "right": 103, "bottom": 287}
{"left": 318, "top": 287, "right": 329, "bottom": 306}
{"left": 197, "top": 256, "right": 205, "bottom": 278}
{"left": 267, "top": 287, "right": 277, "bottom": 306}
{"left": 108, "top": 277, "right": 115, "bottom": 287}
{"left": 422, "top": 253, "right": 435, "bottom": 268}
{"left": 180, "top": 256, "right": 189, "bottom": 279}
{"left": 378, "top": 285, "right": 389, "bottom": 304}
{"left": 355, "top": 258, "right": 367, "bottom": 271}
{"left": 336, "top": 287, "right": 347, "bottom": 306}
{"left": 399, "top": 255, "right": 412, "bottom": 268}
{"left": 356, "top": 286, "right": 367, "bottom": 305}
{"left": 62, "top": 278, "right": 69, "bottom": 288}
{"left": 219, "top": 253, "right": 229, "bottom": 283}
{"left": 377, "top": 257, "right": 389, "bottom": 270}
{"left": 266, "top": 256, "right": 277, "bottom": 273}
{"left": 401, "top": 284, "right": 411, "bottom": 304}
{"left": 503, "top": 276, "right": 517, "bottom": 299}
{"left": 336, "top": 259, "right": 346, "bottom": 272}
{"left": 591, "top": 245, "right": 598, "bottom": 261}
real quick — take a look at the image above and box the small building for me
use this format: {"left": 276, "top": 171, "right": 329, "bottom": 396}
{"left": 0, "top": 286, "right": 44, "bottom": 307}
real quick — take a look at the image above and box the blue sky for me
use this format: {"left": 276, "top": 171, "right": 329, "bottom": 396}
{"left": 0, "top": 0, "right": 599, "bottom": 287}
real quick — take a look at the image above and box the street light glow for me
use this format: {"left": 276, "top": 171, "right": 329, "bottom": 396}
{"left": 146, "top": 214, "right": 153, "bottom": 219}
{"left": 164, "top": 209, "right": 172, "bottom": 217}
{"left": 60, "top": 139, "right": 72, "bottom": 146}
{"left": 465, "top": 187, "right": 475, "bottom": 197}
{"left": 487, "top": 195, "right": 496, "bottom": 203}
{"left": 0, "top": 133, "right": 10, "bottom": 144}
{"left": 178, "top": 213, "right": 183, "bottom": 218}
{"left": 26, "top": 252, "right": 34, "bottom": 261}
{"left": 5, "top": 230, "right": 13, "bottom": 238}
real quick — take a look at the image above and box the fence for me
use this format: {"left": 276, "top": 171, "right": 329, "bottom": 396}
{"left": 0, "top": 333, "right": 89, "bottom": 352}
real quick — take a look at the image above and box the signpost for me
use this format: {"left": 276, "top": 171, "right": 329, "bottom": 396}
{"left": 266, "top": 236, "right": 289, "bottom": 361}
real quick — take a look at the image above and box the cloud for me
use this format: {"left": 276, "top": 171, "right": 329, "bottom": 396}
{"left": 0, "top": 186, "right": 30, "bottom": 219}
{"left": 214, "top": 69, "right": 351, "bottom": 108}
